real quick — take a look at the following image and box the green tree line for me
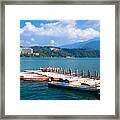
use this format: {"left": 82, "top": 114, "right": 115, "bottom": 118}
{"left": 20, "top": 46, "right": 100, "bottom": 58}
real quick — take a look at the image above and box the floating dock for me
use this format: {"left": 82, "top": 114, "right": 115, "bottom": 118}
{"left": 20, "top": 66, "right": 100, "bottom": 93}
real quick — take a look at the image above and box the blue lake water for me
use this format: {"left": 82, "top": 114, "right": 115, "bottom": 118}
{"left": 20, "top": 57, "right": 100, "bottom": 100}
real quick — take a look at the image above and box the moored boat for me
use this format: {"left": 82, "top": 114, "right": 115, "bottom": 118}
{"left": 20, "top": 77, "right": 49, "bottom": 81}
{"left": 20, "top": 72, "right": 49, "bottom": 81}
{"left": 48, "top": 81, "right": 100, "bottom": 93}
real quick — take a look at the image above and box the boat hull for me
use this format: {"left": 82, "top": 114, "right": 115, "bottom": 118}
{"left": 20, "top": 77, "right": 49, "bottom": 81}
{"left": 48, "top": 82, "right": 100, "bottom": 93}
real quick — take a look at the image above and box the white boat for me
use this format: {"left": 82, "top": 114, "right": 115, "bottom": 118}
{"left": 48, "top": 81, "right": 100, "bottom": 93}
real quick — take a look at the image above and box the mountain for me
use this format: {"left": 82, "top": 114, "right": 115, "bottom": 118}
{"left": 82, "top": 40, "right": 100, "bottom": 50}
{"left": 60, "top": 38, "right": 100, "bottom": 50}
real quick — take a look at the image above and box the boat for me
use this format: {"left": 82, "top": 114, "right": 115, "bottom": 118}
{"left": 48, "top": 81, "right": 100, "bottom": 93}
{"left": 20, "top": 72, "right": 49, "bottom": 81}
{"left": 20, "top": 77, "right": 49, "bottom": 81}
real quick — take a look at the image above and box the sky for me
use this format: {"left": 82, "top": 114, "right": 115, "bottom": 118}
{"left": 20, "top": 20, "right": 100, "bottom": 47}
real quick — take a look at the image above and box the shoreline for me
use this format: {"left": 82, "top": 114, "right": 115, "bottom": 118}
{"left": 20, "top": 56, "right": 100, "bottom": 58}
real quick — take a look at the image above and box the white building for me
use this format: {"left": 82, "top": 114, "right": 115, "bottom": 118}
{"left": 34, "top": 53, "right": 40, "bottom": 56}
{"left": 21, "top": 48, "right": 33, "bottom": 54}
{"left": 50, "top": 47, "right": 60, "bottom": 51}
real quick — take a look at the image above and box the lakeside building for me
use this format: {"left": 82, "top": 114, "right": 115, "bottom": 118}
{"left": 21, "top": 48, "right": 33, "bottom": 54}
{"left": 33, "top": 53, "right": 40, "bottom": 56}
{"left": 50, "top": 47, "right": 61, "bottom": 51}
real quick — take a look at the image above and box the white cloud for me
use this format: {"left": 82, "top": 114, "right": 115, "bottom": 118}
{"left": 30, "top": 38, "right": 35, "bottom": 41}
{"left": 50, "top": 40, "right": 55, "bottom": 46}
{"left": 24, "top": 22, "right": 36, "bottom": 32}
{"left": 78, "top": 28, "right": 99, "bottom": 39}
{"left": 81, "top": 20, "right": 100, "bottom": 31}
{"left": 20, "top": 20, "right": 100, "bottom": 46}
{"left": 50, "top": 40, "right": 55, "bottom": 44}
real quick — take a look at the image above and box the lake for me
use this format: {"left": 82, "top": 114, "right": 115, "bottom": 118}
{"left": 20, "top": 57, "right": 100, "bottom": 100}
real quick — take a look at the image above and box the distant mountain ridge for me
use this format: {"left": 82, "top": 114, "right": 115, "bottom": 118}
{"left": 60, "top": 38, "right": 100, "bottom": 50}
